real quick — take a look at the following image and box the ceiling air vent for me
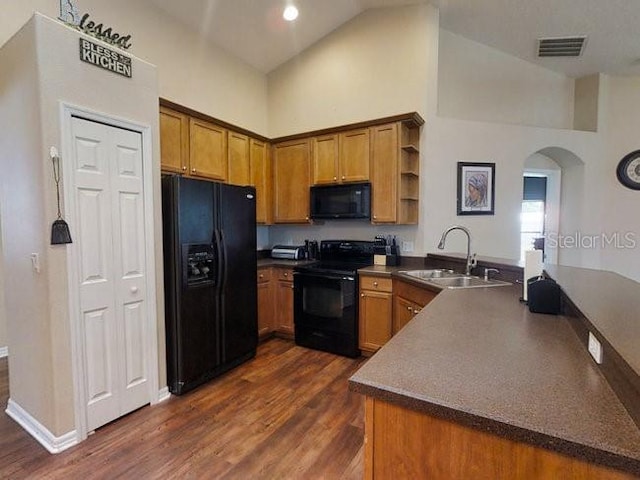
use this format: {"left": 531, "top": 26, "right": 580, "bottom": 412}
{"left": 537, "top": 36, "right": 587, "bottom": 57}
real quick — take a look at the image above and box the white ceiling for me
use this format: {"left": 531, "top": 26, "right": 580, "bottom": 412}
{"left": 147, "top": 0, "right": 422, "bottom": 73}
{"left": 148, "top": 0, "right": 640, "bottom": 77}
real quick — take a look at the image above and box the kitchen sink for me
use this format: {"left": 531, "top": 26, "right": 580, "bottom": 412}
{"left": 400, "top": 269, "right": 461, "bottom": 279}
{"left": 425, "top": 275, "right": 511, "bottom": 289}
{"left": 399, "top": 270, "right": 511, "bottom": 289}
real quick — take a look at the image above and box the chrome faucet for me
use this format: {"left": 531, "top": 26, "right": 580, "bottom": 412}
{"left": 437, "top": 225, "right": 477, "bottom": 275}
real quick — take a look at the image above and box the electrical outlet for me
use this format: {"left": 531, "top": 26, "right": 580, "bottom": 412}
{"left": 402, "top": 241, "right": 414, "bottom": 253}
{"left": 588, "top": 332, "right": 603, "bottom": 364}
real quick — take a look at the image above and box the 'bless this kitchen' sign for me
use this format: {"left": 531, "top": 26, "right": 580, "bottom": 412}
{"left": 80, "top": 39, "right": 132, "bottom": 78}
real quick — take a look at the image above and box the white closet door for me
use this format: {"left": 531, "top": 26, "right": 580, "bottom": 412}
{"left": 71, "top": 117, "right": 149, "bottom": 431}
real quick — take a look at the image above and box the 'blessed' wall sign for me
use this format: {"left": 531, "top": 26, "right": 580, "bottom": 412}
{"left": 59, "top": 0, "right": 133, "bottom": 50}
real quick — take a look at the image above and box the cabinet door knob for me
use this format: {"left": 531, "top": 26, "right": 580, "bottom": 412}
{"left": 341, "top": 176, "right": 345, "bottom": 180}
{"left": 413, "top": 308, "right": 420, "bottom": 314}
{"left": 290, "top": 285, "right": 294, "bottom": 289}
{"left": 284, "top": 272, "right": 288, "bottom": 277}
{"left": 407, "top": 306, "right": 413, "bottom": 311}
{"left": 130, "top": 286, "right": 139, "bottom": 294}
{"left": 373, "top": 281, "right": 378, "bottom": 287}
{"left": 182, "top": 166, "right": 187, "bottom": 171}
{"left": 333, "top": 176, "right": 337, "bottom": 181}
{"left": 360, "top": 293, "right": 365, "bottom": 298}
{"left": 373, "top": 215, "right": 377, "bottom": 220}
{"left": 259, "top": 274, "right": 264, "bottom": 279}
{"left": 191, "top": 168, "right": 196, "bottom": 173}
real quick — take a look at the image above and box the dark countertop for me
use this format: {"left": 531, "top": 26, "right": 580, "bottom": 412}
{"left": 257, "top": 258, "right": 317, "bottom": 268}
{"left": 357, "top": 265, "right": 404, "bottom": 276}
{"left": 545, "top": 264, "right": 640, "bottom": 379}
{"left": 349, "top": 282, "right": 640, "bottom": 475}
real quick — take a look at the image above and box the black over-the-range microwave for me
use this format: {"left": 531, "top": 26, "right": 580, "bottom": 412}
{"left": 310, "top": 182, "right": 371, "bottom": 219}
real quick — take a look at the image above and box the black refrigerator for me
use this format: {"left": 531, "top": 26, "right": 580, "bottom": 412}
{"left": 162, "top": 176, "right": 258, "bottom": 395}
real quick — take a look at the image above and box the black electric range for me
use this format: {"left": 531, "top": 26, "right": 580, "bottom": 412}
{"left": 293, "top": 240, "right": 374, "bottom": 357}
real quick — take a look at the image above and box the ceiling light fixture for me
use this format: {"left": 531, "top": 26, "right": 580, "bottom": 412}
{"left": 283, "top": 5, "right": 299, "bottom": 22}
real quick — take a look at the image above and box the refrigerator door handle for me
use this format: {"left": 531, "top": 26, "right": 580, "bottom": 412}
{"left": 214, "top": 229, "right": 227, "bottom": 292}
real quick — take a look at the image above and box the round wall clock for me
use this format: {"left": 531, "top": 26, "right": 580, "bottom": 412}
{"left": 616, "top": 150, "right": 640, "bottom": 190}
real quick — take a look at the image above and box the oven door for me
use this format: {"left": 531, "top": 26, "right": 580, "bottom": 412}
{"left": 293, "top": 270, "right": 359, "bottom": 357}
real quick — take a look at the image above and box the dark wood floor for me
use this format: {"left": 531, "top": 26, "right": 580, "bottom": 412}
{"left": 0, "top": 339, "right": 366, "bottom": 479}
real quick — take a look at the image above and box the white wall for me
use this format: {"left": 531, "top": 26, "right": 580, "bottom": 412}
{"left": 601, "top": 75, "right": 640, "bottom": 281}
{"left": 0, "top": 208, "right": 5, "bottom": 354}
{"left": 437, "top": 29, "right": 575, "bottom": 129}
{"left": 422, "top": 118, "right": 602, "bottom": 263}
{"left": 0, "top": 14, "right": 161, "bottom": 437}
{"left": 267, "top": 4, "right": 436, "bottom": 138}
{"left": 0, "top": 0, "right": 268, "bottom": 136}
{"left": 0, "top": 17, "right": 55, "bottom": 428}
{"left": 574, "top": 74, "right": 600, "bottom": 132}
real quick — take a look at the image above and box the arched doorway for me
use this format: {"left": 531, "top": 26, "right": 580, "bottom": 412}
{"left": 521, "top": 147, "right": 585, "bottom": 265}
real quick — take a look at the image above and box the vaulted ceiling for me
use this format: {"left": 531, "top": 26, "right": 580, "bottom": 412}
{"left": 148, "top": 0, "right": 640, "bottom": 78}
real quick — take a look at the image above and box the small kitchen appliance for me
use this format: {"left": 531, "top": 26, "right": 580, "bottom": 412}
{"left": 271, "top": 245, "right": 306, "bottom": 260}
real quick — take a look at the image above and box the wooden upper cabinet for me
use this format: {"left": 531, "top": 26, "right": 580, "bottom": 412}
{"left": 273, "top": 139, "right": 311, "bottom": 223}
{"left": 370, "top": 123, "right": 399, "bottom": 223}
{"left": 250, "top": 139, "right": 272, "bottom": 224}
{"left": 228, "top": 132, "right": 251, "bottom": 186}
{"left": 339, "top": 128, "right": 370, "bottom": 183}
{"left": 311, "top": 129, "right": 370, "bottom": 185}
{"left": 159, "top": 107, "right": 189, "bottom": 174}
{"left": 189, "top": 118, "right": 228, "bottom": 181}
{"left": 311, "top": 134, "right": 339, "bottom": 185}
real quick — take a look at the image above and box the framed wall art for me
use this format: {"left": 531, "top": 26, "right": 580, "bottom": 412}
{"left": 457, "top": 162, "right": 495, "bottom": 215}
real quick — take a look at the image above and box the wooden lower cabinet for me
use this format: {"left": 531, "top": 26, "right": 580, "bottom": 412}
{"left": 392, "top": 279, "right": 437, "bottom": 334}
{"left": 359, "top": 275, "right": 393, "bottom": 355}
{"left": 257, "top": 266, "right": 295, "bottom": 339}
{"left": 274, "top": 267, "right": 295, "bottom": 337}
{"left": 257, "top": 267, "right": 274, "bottom": 339}
{"left": 364, "top": 397, "right": 635, "bottom": 480}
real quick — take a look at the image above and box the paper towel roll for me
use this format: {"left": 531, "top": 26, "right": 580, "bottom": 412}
{"left": 524, "top": 250, "right": 543, "bottom": 302}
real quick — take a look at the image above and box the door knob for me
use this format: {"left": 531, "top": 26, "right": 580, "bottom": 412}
{"left": 191, "top": 168, "right": 196, "bottom": 173}
{"left": 182, "top": 166, "right": 187, "bottom": 171}
{"left": 130, "top": 286, "right": 139, "bottom": 293}
{"left": 407, "top": 306, "right": 412, "bottom": 311}
{"left": 373, "top": 281, "right": 378, "bottom": 287}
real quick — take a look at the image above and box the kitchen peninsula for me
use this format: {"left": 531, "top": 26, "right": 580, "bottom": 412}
{"left": 350, "top": 260, "right": 640, "bottom": 479}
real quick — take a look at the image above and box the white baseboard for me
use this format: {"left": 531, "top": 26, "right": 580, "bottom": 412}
{"left": 157, "top": 386, "right": 170, "bottom": 403}
{"left": 5, "top": 398, "right": 77, "bottom": 454}
{"left": 0, "top": 346, "right": 8, "bottom": 358}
